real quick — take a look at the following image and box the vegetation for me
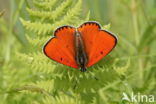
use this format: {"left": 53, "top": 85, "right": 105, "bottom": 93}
{"left": 0, "top": 0, "right": 155, "bottom": 104}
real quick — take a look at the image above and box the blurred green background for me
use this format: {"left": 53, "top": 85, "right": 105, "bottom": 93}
{"left": 0, "top": 0, "right": 156, "bottom": 104}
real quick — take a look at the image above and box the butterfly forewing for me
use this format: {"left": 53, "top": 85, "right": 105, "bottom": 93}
{"left": 43, "top": 26, "right": 79, "bottom": 69}
{"left": 78, "top": 22, "right": 117, "bottom": 67}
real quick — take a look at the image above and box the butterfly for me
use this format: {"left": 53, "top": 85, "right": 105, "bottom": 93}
{"left": 43, "top": 21, "right": 117, "bottom": 72}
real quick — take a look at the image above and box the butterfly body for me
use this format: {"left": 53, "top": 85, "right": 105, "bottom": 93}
{"left": 43, "top": 21, "right": 117, "bottom": 72}
{"left": 74, "top": 29, "right": 88, "bottom": 72}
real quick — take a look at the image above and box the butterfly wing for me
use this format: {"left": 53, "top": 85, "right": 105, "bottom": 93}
{"left": 78, "top": 22, "right": 117, "bottom": 67}
{"left": 43, "top": 26, "right": 79, "bottom": 69}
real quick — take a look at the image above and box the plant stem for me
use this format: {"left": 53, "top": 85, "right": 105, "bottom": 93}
{"left": 131, "top": 0, "right": 143, "bottom": 87}
{"left": 131, "top": 0, "right": 139, "bottom": 45}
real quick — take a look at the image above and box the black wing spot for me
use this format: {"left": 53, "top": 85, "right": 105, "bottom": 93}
{"left": 54, "top": 26, "right": 73, "bottom": 35}
{"left": 78, "top": 22, "right": 101, "bottom": 29}
{"left": 100, "top": 51, "right": 103, "bottom": 55}
{"left": 64, "top": 26, "right": 68, "bottom": 29}
{"left": 58, "top": 28, "right": 62, "bottom": 31}
{"left": 61, "top": 27, "right": 64, "bottom": 30}
{"left": 60, "top": 57, "right": 63, "bottom": 61}
{"left": 88, "top": 22, "right": 91, "bottom": 25}
{"left": 95, "top": 23, "right": 99, "bottom": 26}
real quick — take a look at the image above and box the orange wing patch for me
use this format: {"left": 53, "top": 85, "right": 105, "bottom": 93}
{"left": 43, "top": 26, "right": 79, "bottom": 69}
{"left": 78, "top": 22, "right": 117, "bottom": 67}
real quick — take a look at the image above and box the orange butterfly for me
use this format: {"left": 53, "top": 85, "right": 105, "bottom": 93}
{"left": 43, "top": 22, "right": 117, "bottom": 72}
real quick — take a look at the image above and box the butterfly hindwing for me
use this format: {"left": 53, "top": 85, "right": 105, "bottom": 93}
{"left": 78, "top": 22, "right": 117, "bottom": 67}
{"left": 43, "top": 26, "right": 79, "bottom": 69}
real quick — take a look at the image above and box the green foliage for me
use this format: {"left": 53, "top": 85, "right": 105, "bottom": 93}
{"left": 0, "top": 0, "right": 156, "bottom": 104}
{"left": 21, "top": 0, "right": 89, "bottom": 35}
